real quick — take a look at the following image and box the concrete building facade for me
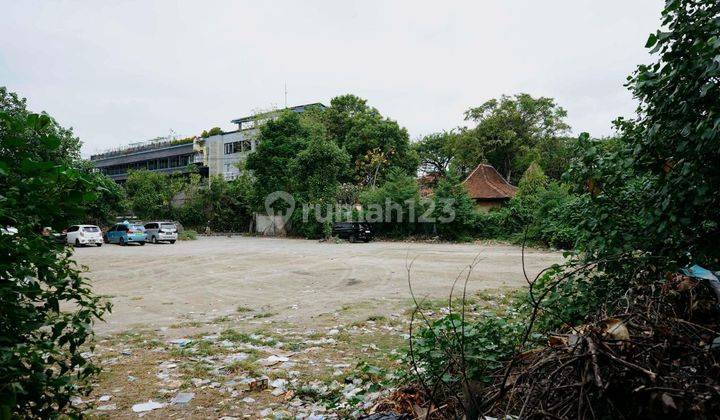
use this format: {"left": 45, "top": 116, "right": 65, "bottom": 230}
{"left": 91, "top": 103, "right": 326, "bottom": 182}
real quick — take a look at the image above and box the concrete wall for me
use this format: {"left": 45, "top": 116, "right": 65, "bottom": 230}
{"left": 253, "top": 214, "right": 287, "bottom": 236}
{"left": 202, "top": 130, "right": 258, "bottom": 180}
{"left": 474, "top": 200, "right": 505, "bottom": 212}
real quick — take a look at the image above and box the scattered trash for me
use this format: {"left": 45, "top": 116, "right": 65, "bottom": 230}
{"left": 681, "top": 264, "right": 720, "bottom": 302}
{"left": 168, "top": 338, "right": 192, "bottom": 347}
{"left": 191, "top": 378, "right": 211, "bottom": 387}
{"left": 359, "top": 412, "right": 409, "bottom": 420}
{"left": 248, "top": 377, "right": 269, "bottom": 392}
{"left": 242, "top": 397, "right": 256, "bottom": 404}
{"left": 270, "top": 378, "right": 287, "bottom": 389}
{"left": 171, "top": 392, "right": 195, "bottom": 405}
{"left": 96, "top": 404, "right": 117, "bottom": 411}
{"left": 223, "top": 353, "right": 249, "bottom": 364}
{"left": 121, "top": 349, "right": 133, "bottom": 356}
{"left": 131, "top": 400, "right": 166, "bottom": 413}
{"left": 127, "top": 375, "right": 137, "bottom": 382}
{"left": 260, "top": 355, "right": 289, "bottom": 366}
{"left": 98, "top": 395, "right": 112, "bottom": 402}
{"left": 601, "top": 318, "right": 630, "bottom": 341}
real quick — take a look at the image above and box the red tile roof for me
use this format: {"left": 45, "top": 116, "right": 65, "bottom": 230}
{"left": 462, "top": 164, "right": 517, "bottom": 200}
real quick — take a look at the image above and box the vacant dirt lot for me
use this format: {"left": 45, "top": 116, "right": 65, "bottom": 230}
{"left": 73, "top": 236, "right": 562, "bottom": 335}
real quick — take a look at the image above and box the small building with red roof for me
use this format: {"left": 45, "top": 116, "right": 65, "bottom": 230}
{"left": 462, "top": 164, "right": 517, "bottom": 211}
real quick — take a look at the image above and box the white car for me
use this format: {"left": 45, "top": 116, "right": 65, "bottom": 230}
{"left": 66, "top": 225, "right": 103, "bottom": 247}
{"left": 143, "top": 221, "right": 178, "bottom": 244}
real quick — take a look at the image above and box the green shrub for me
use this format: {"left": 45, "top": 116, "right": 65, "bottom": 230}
{"left": 406, "top": 309, "right": 524, "bottom": 387}
{"left": 178, "top": 229, "right": 198, "bottom": 240}
{"left": 1, "top": 91, "right": 110, "bottom": 417}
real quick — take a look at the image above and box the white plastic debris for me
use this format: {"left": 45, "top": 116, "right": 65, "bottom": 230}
{"left": 131, "top": 400, "right": 166, "bottom": 413}
{"left": 96, "top": 404, "right": 117, "bottom": 411}
{"left": 170, "top": 392, "right": 195, "bottom": 405}
{"left": 260, "top": 355, "right": 289, "bottom": 366}
{"left": 98, "top": 395, "right": 112, "bottom": 402}
{"left": 270, "top": 378, "right": 287, "bottom": 389}
{"left": 168, "top": 338, "right": 192, "bottom": 347}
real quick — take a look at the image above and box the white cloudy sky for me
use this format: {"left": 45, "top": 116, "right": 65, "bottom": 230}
{"left": 0, "top": 1, "right": 663, "bottom": 157}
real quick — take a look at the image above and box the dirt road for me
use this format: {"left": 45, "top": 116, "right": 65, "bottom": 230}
{"left": 72, "top": 236, "right": 563, "bottom": 334}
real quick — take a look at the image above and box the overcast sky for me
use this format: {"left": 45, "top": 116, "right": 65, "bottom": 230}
{"left": 1, "top": 1, "right": 663, "bottom": 157}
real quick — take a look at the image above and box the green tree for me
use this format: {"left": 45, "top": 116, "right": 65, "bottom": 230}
{"left": 322, "top": 94, "right": 419, "bottom": 184}
{"left": 203, "top": 176, "right": 253, "bottom": 232}
{"left": 359, "top": 168, "right": 424, "bottom": 237}
{"left": 570, "top": 0, "right": 720, "bottom": 265}
{"left": 0, "top": 94, "right": 110, "bottom": 417}
{"left": 413, "top": 131, "right": 456, "bottom": 176}
{"left": 432, "top": 174, "right": 477, "bottom": 240}
{"left": 246, "top": 111, "right": 312, "bottom": 210}
{"left": 293, "top": 138, "right": 350, "bottom": 202}
{"left": 124, "top": 170, "right": 182, "bottom": 220}
{"left": 460, "top": 93, "right": 570, "bottom": 183}
{"left": 0, "top": 87, "right": 82, "bottom": 164}
{"left": 85, "top": 170, "right": 126, "bottom": 226}
{"left": 517, "top": 161, "right": 549, "bottom": 197}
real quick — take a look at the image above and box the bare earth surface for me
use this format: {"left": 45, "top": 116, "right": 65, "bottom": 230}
{"left": 70, "top": 237, "right": 563, "bottom": 418}
{"left": 73, "top": 236, "right": 562, "bottom": 335}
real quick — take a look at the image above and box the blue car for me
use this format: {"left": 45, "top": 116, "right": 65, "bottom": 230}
{"left": 104, "top": 222, "right": 147, "bottom": 246}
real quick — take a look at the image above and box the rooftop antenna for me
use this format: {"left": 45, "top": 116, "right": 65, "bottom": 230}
{"left": 284, "top": 83, "right": 288, "bottom": 108}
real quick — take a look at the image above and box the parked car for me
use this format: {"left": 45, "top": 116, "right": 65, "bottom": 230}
{"left": 331, "top": 222, "right": 374, "bottom": 243}
{"left": 144, "top": 221, "right": 178, "bottom": 244}
{"left": 104, "top": 222, "right": 147, "bottom": 246}
{"left": 66, "top": 225, "right": 103, "bottom": 247}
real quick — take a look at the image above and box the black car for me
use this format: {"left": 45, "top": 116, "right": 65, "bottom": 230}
{"left": 332, "top": 222, "right": 373, "bottom": 243}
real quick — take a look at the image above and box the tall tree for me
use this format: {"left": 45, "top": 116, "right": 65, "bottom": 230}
{"left": 322, "top": 94, "right": 419, "bottom": 184}
{"left": 413, "top": 131, "right": 456, "bottom": 176}
{"left": 460, "top": 93, "right": 570, "bottom": 183}
{"left": 245, "top": 111, "right": 312, "bottom": 210}
{"left": 292, "top": 138, "right": 350, "bottom": 202}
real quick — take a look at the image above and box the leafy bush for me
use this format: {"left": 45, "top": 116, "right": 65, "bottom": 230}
{"left": 407, "top": 309, "right": 524, "bottom": 387}
{"left": 432, "top": 174, "right": 477, "bottom": 241}
{"left": 178, "top": 229, "right": 197, "bottom": 240}
{"left": 0, "top": 94, "right": 110, "bottom": 417}
{"left": 359, "top": 168, "right": 426, "bottom": 238}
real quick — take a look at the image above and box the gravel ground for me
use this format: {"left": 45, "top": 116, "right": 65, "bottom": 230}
{"left": 72, "top": 236, "right": 563, "bottom": 335}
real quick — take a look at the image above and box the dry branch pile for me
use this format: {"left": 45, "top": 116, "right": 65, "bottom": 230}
{"left": 482, "top": 272, "right": 720, "bottom": 419}
{"left": 383, "top": 268, "right": 720, "bottom": 419}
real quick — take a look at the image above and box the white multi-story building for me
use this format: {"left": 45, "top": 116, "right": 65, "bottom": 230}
{"left": 92, "top": 103, "right": 326, "bottom": 183}
{"left": 195, "top": 102, "right": 325, "bottom": 181}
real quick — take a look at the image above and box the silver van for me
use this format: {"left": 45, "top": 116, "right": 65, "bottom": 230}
{"left": 143, "top": 221, "right": 178, "bottom": 244}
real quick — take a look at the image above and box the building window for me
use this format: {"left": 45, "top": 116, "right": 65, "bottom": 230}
{"left": 241, "top": 140, "right": 251, "bottom": 152}
{"left": 170, "top": 156, "right": 179, "bottom": 167}
{"left": 224, "top": 143, "right": 235, "bottom": 154}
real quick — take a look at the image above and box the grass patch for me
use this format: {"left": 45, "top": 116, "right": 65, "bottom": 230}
{"left": 219, "top": 329, "right": 277, "bottom": 346}
{"left": 253, "top": 311, "right": 277, "bottom": 319}
{"left": 236, "top": 305, "right": 253, "bottom": 313}
{"left": 226, "top": 358, "right": 261, "bottom": 377}
{"left": 212, "top": 315, "right": 231, "bottom": 323}
{"left": 178, "top": 230, "right": 197, "bottom": 240}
